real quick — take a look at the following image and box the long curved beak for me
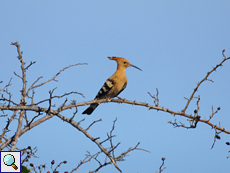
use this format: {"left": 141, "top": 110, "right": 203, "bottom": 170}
{"left": 130, "top": 64, "right": 142, "bottom": 71}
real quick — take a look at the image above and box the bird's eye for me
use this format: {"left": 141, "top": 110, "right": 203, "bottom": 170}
{"left": 124, "top": 62, "right": 127, "bottom": 64}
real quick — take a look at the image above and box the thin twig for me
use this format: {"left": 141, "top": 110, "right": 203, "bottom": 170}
{"left": 159, "top": 157, "right": 166, "bottom": 173}
{"left": 25, "top": 61, "right": 36, "bottom": 70}
{"left": 182, "top": 52, "right": 230, "bottom": 113}
{"left": 86, "top": 119, "right": 102, "bottom": 131}
{"left": 29, "top": 63, "right": 87, "bottom": 90}
{"left": 32, "top": 91, "right": 84, "bottom": 106}
{"left": 0, "top": 78, "right": 12, "bottom": 92}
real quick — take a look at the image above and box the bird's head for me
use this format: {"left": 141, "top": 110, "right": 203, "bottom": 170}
{"left": 108, "top": 57, "right": 142, "bottom": 71}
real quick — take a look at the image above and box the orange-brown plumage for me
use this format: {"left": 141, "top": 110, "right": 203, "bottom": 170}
{"left": 82, "top": 57, "right": 141, "bottom": 115}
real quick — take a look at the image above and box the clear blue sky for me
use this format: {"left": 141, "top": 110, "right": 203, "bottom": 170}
{"left": 1, "top": 1, "right": 230, "bottom": 172}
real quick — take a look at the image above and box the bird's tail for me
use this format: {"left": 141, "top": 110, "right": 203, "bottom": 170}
{"left": 82, "top": 103, "right": 99, "bottom": 115}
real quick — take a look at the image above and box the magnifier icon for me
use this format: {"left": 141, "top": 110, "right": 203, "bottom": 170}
{"left": 3, "top": 154, "right": 18, "bottom": 170}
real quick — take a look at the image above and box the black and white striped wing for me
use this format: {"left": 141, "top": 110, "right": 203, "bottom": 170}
{"left": 95, "top": 79, "right": 114, "bottom": 99}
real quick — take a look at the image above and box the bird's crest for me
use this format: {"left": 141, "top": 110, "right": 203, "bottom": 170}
{"left": 108, "top": 57, "right": 142, "bottom": 71}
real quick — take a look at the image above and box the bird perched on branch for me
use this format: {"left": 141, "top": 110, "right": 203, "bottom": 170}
{"left": 82, "top": 57, "right": 142, "bottom": 115}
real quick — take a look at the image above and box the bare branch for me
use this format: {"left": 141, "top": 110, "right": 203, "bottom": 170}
{"left": 9, "top": 42, "right": 27, "bottom": 150}
{"left": 26, "top": 76, "right": 43, "bottom": 96}
{"left": 46, "top": 88, "right": 57, "bottom": 113}
{"left": 70, "top": 104, "right": 78, "bottom": 121}
{"left": 10, "top": 110, "right": 24, "bottom": 151}
{"left": 64, "top": 98, "right": 230, "bottom": 134}
{"left": 27, "top": 89, "right": 35, "bottom": 105}
{"left": 0, "top": 112, "right": 55, "bottom": 150}
{"left": 10, "top": 42, "right": 23, "bottom": 60}
{"left": 13, "top": 71, "right": 23, "bottom": 79}
{"left": 0, "top": 78, "right": 12, "bottom": 92}
{"left": 208, "top": 106, "right": 221, "bottom": 122}
{"left": 148, "top": 88, "right": 159, "bottom": 107}
{"left": 211, "top": 128, "right": 221, "bottom": 149}
{"left": 108, "top": 118, "right": 118, "bottom": 158}
{"left": 182, "top": 52, "right": 230, "bottom": 113}
{"left": 29, "top": 63, "right": 87, "bottom": 90}
{"left": 0, "top": 111, "right": 17, "bottom": 144}
{"left": 70, "top": 151, "right": 99, "bottom": 173}
{"left": 1, "top": 88, "right": 18, "bottom": 106}
{"left": 77, "top": 118, "right": 85, "bottom": 125}
{"left": 11, "top": 42, "right": 27, "bottom": 105}
{"left": 28, "top": 112, "right": 43, "bottom": 127}
{"left": 90, "top": 142, "right": 149, "bottom": 173}
{"left": 32, "top": 91, "right": 84, "bottom": 106}
{"left": 25, "top": 61, "right": 36, "bottom": 70}
{"left": 0, "top": 94, "right": 19, "bottom": 106}
{"left": 53, "top": 112, "right": 122, "bottom": 172}
{"left": 1, "top": 96, "right": 230, "bottom": 135}
{"left": 86, "top": 119, "right": 102, "bottom": 131}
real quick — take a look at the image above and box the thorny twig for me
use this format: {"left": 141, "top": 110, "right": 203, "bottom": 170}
{"left": 1, "top": 97, "right": 230, "bottom": 134}
{"left": 108, "top": 118, "right": 119, "bottom": 159}
{"left": 70, "top": 151, "right": 99, "bottom": 173}
{"left": 32, "top": 91, "right": 84, "bottom": 106}
{"left": 148, "top": 88, "right": 159, "bottom": 107}
{"left": 208, "top": 106, "right": 221, "bottom": 122}
{"left": 26, "top": 63, "right": 87, "bottom": 94}
{"left": 182, "top": 49, "right": 230, "bottom": 113}
{"left": 91, "top": 142, "right": 150, "bottom": 173}
{"left": 211, "top": 128, "right": 221, "bottom": 149}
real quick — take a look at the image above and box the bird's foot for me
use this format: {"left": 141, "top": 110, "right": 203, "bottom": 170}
{"left": 117, "top": 96, "right": 122, "bottom": 100}
{"left": 105, "top": 96, "right": 111, "bottom": 102}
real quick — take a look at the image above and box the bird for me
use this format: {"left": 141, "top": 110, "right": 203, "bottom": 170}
{"left": 82, "top": 57, "right": 142, "bottom": 115}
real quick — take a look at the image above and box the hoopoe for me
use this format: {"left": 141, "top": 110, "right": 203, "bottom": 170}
{"left": 82, "top": 57, "right": 142, "bottom": 115}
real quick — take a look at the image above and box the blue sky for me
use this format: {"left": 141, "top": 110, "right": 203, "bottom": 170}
{"left": 1, "top": 1, "right": 230, "bottom": 172}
